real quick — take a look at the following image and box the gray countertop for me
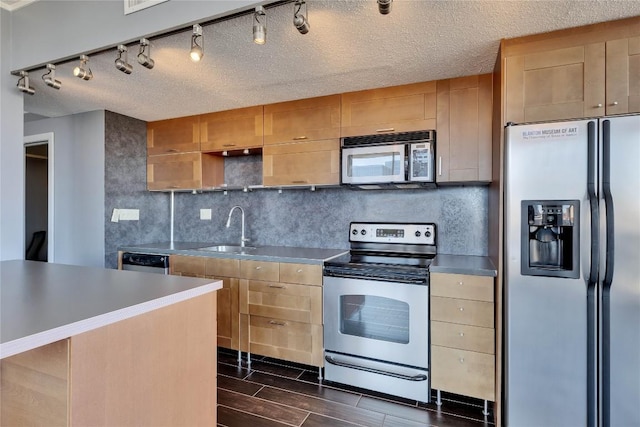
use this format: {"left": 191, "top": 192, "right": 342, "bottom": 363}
{"left": 0, "top": 260, "right": 221, "bottom": 359}
{"left": 430, "top": 254, "right": 497, "bottom": 277}
{"left": 119, "top": 242, "right": 348, "bottom": 264}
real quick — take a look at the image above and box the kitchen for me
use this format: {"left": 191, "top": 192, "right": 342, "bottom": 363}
{"left": 2, "top": 1, "right": 640, "bottom": 426}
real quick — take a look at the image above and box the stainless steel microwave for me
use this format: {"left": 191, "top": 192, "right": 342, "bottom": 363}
{"left": 341, "top": 130, "right": 435, "bottom": 186}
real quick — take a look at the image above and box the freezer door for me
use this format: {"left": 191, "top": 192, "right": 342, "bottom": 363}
{"left": 504, "top": 120, "right": 595, "bottom": 426}
{"left": 601, "top": 115, "right": 640, "bottom": 427}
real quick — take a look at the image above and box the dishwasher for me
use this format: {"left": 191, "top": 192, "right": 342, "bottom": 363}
{"left": 121, "top": 252, "right": 169, "bottom": 275}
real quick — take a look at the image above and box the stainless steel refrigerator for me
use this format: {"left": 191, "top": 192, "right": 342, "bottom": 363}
{"left": 504, "top": 115, "right": 640, "bottom": 427}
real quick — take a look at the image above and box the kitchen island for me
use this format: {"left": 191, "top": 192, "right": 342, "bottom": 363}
{"left": 0, "top": 260, "right": 222, "bottom": 426}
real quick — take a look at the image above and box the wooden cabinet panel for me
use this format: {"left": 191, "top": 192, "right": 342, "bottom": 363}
{"left": 430, "top": 273, "right": 494, "bottom": 302}
{"left": 170, "top": 255, "right": 206, "bottom": 277}
{"left": 264, "top": 95, "right": 341, "bottom": 145}
{"left": 246, "top": 280, "right": 322, "bottom": 324}
{"left": 279, "top": 263, "right": 323, "bottom": 286}
{"left": 215, "top": 277, "right": 239, "bottom": 350}
{"left": 147, "top": 152, "right": 224, "bottom": 191}
{"left": 431, "top": 296, "right": 494, "bottom": 328}
{"left": 436, "top": 74, "right": 492, "bottom": 183}
{"left": 205, "top": 257, "right": 240, "bottom": 278}
{"left": 263, "top": 139, "right": 340, "bottom": 187}
{"left": 431, "top": 321, "right": 494, "bottom": 354}
{"left": 248, "top": 315, "right": 323, "bottom": 366}
{"left": 239, "top": 260, "right": 279, "bottom": 282}
{"left": 341, "top": 81, "right": 437, "bottom": 137}
{"left": 147, "top": 116, "right": 200, "bottom": 155}
{"left": 431, "top": 345, "right": 495, "bottom": 401}
{"left": 606, "top": 36, "right": 640, "bottom": 115}
{"left": 200, "top": 106, "right": 264, "bottom": 152}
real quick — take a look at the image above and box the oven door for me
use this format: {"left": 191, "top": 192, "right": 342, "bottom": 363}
{"left": 341, "top": 144, "right": 406, "bottom": 184}
{"left": 323, "top": 275, "right": 428, "bottom": 369}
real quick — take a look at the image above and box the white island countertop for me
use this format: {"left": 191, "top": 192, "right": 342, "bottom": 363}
{"left": 0, "top": 260, "right": 221, "bottom": 359}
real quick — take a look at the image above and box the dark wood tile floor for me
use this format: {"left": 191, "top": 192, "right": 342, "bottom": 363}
{"left": 217, "top": 349, "right": 494, "bottom": 427}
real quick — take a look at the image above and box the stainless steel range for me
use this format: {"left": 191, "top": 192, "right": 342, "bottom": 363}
{"left": 323, "top": 222, "right": 436, "bottom": 402}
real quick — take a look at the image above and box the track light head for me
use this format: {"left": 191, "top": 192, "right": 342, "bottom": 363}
{"left": 115, "top": 45, "right": 133, "bottom": 74}
{"left": 293, "top": 0, "right": 310, "bottom": 34}
{"left": 137, "top": 38, "right": 155, "bottom": 69}
{"left": 42, "top": 64, "right": 62, "bottom": 90}
{"left": 377, "top": 0, "right": 392, "bottom": 15}
{"left": 253, "top": 5, "right": 267, "bottom": 45}
{"left": 190, "top": 24, "right": 204, "bottom": 62}
{"left": 17, "top": 71, "right": 35, "bottom": 95}
{"left": 73, "top": 55, "right": 93, "bottom": 80}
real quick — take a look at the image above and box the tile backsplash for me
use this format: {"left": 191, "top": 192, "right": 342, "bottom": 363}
{"left": 104, "top": 112, "right": 488, "bottom": 268}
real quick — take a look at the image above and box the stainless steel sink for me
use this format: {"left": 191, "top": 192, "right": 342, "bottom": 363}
{"left": 196, "top": 245, "right": 257, "bottom": 253}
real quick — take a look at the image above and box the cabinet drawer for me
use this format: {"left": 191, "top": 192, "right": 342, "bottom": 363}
{"left": 431, "top": 345, "right": 495, "bottom": 401}
{"left": 279, "top": 263, "right": 322, "bottom": 286}
{"left": 430, "top": 296, "right": 494, "bottom": 328}
{"left": 205, "top": 257, "right": 239, "bottom": 278}
{"left": 240, "top": 260, "right": 279, "bottom": 282}
{"left": 431, "top": 321, "right": 494, "bottom": 354}
{"left": 247, "top": 280, "right": 322, "bottom": 324}
{"left": 170, "top": 255, "right": 205, "bottom": 277}
{"left": 248, "top": 315, "right": 323, "bottom": 366}
{"left": 430, "top": 273, "right": 494, "bottom": 302}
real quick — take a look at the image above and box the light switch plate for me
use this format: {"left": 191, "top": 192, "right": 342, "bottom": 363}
{"left": 200, "top": 209, "right": 212, "bottom": 220}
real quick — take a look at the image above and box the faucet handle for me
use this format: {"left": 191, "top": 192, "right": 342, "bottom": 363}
{"left": 242, "top": 237, "right": 251, "bottom": 243}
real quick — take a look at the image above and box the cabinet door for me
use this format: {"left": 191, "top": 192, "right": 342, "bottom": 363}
{"left": 170, "top": 255, "right": 206, "bottom": 277}
{"left": 504, "top": 43, "right": 606, "bottom": 123}
{"left": 341, "top": 81, "right": 436, "bottom": 137}
{"left": 263, "top": 95, "right": 341, "bottom": 145}
{"left": 200, "top": 106, "right": 264, "bottom": 152}
{"left": 606, "top": 36, "right": 640, "bottom": 115}
{"left": 262, "top": 139, "right": 340, "bottom": 186}
{"left": 215, "top": 277, "right": 239, "bottom": 350}
{"left": 147, "top": 116, "right": 200, "bottom": 155}
{"left": 436, "top": 74, "right": 492, "bottom": 183}
{"left": 147, "top": 152, "right": 224, "bottom": 190}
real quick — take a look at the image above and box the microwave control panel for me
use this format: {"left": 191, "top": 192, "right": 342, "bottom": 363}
{"left": 349, "top": 222, "right": 436, "bottom": 245}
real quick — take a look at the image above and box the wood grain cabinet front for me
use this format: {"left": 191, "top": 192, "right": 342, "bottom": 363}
{"left": 341, "top": 81, "right": 437, "bottom": 137}
{"left": 436, "top": 74, "right": 492, "bottom": 184}
{"left": 199, "top": 106, "right": 264, "bottom": 153}
{"left": 147, "top": 152, "right": 224, "bottom": 191}
{"left": 147, "top": 115, "right": 200, "bottom": 156}
{"left": 262, "top": 139, "right": 340, "bottom": 187}
{"left": 430, "top": 272, "right": 496, "bottom": 402}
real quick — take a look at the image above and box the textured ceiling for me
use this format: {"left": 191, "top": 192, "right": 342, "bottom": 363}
{"left": 18, "top": 0, "right": 640, "bottom": 122}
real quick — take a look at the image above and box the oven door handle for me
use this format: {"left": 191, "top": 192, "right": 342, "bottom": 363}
{"left": 324, "top": 355, "right": 428, "bottom": 382}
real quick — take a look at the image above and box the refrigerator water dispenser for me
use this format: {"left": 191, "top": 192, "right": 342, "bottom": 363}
{"left": 521, "top": 200, "right": 580, "bottom": 278}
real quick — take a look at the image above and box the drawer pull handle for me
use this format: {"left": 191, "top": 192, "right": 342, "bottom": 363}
{"left": 459, "top": 307, "right": 464, "bottom": 311}
{"left": 297, "top": 269, "right": 303, "bottom": 273}
{"left": 612, "top": 101, "right": 619, "bottom": 106}
{"left": 459, "top": 358, "right": 465, "bottom": 364}
{"left": 458, "top": 281, "right": 464, "bottom": 285}
{"left": 596, "top": 103, "right": 603, "bottom": 108}
{"left": 269, "top": 320, "right": 286, "bottom": 326}
{"left": 376, "top": 128, "right": 395, "bottom": 133}
{"left": 268, "top": 285, "right": 286, "bottom": 289}
{"left": 459, "top": 332, "right": 465, "bottom": 337}
{"left": 167, "top": 148, "right": 179, "bottom": 153}
{"left": 223, "top": 144, "right": 236, "bottom": 147}
{"left": 256, "top": 266, "right": 262, "bottom": 270}
{"left": 291, "top": 180, "right": 308, "bottom": 184}
{"left": 293, "top": 136, "right": 308, "bottom": 140}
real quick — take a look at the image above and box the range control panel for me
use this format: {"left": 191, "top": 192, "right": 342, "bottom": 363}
{"left": 349, "top": 222, "right": 436, "bottom": 245}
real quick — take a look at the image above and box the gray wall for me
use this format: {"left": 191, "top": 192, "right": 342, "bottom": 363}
{"left": 104, "top": 121, "right": 488, "bottom": 268}
{"left": 24, "top": 111, "right": 106, "bottom": 267}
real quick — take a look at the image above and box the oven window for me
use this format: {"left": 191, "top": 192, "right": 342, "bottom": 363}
{"left": 339, "top": 295, "right": 409, "bottom": 344}
{"left": 347, "top": 152, "right": 402, "bottom": 177}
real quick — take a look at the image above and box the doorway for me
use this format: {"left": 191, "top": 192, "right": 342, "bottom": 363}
{"left": 24, "top": 133, "right": 54, "bottom": 262}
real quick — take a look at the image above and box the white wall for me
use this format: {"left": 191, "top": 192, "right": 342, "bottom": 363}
{"left": 25, "top": 111, "right": 106, "bottom": 267}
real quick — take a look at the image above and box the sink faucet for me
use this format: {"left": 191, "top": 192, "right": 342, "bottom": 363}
{"left": 226, "top": 206, "right": 249, "bottom": 247}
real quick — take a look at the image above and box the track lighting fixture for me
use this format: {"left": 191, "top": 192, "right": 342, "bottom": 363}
{"left": 190, "top": 24, "right": 204, "bottom": 62}
{"left": 377, "top": 0, "right": 392, "bottom": 15}
{"left": 73, "top": 55, "right": 93, "bottom": 80}
{"left": 293, "top": 0, "right": 310, "bottom": 34}
{"left": 42, "top": 64, "right": 61, "bottom": 90}
{"left": 17, "top": 71, "right": 35, "bottom": 95}
{"left": 137, "top": 38, "right": 155, "bottom": 69}
{"left": 115, "top": 45, "right": 133, "bottom": 74}
{"left": 253, "top": 5, "right": 267, "bottom": 45}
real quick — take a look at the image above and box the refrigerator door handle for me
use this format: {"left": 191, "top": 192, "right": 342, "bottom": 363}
{"left": 587, "top": 120, "right": 600, "bottom": 286}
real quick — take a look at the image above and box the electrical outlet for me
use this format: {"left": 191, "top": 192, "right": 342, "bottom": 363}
{"left": 200, "top": 209, "right": 212, "bottom": 220}
{"left": 119, "top": 209, "right": 140, "bottom": 221}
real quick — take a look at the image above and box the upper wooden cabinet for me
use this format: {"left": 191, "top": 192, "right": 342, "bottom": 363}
{"left": 341, "top": 81, "right": 437, "bottom": 137}
{"left": 147, "top": 116, "right": 200, "bottom": 156}
{"left": 503, "top": 18, "right": 640, "bottom": 123}
{"left": 436, "top": 74, "right": 493, "bottom": 183}
{"left": 200, "top": 106, "right": 264, "bottom": 152}
{"left": 147, "top": 152, "right": 223, "bottom": 191}
{"left": 263, "top": 139, "right": 340, "bottom": 187}
{"left": 264, "top": 95, "right": 341, "bottom": 145}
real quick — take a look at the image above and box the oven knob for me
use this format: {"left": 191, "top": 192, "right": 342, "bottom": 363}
{"left": 415, "top": 231, "right": 421, "bottom": 237}
{"left": 425, "top": 231, "right": 432, "bottom": 238}
{"left": 361, "top": 230, "right": 367, "bottom": 235}
{"left": 352, "top": 229, "right": 358, "bottom": 235}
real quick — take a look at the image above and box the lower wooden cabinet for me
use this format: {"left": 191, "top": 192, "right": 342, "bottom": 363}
{"left": 430, "top": 272, "right": 496, "bottom": 402}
